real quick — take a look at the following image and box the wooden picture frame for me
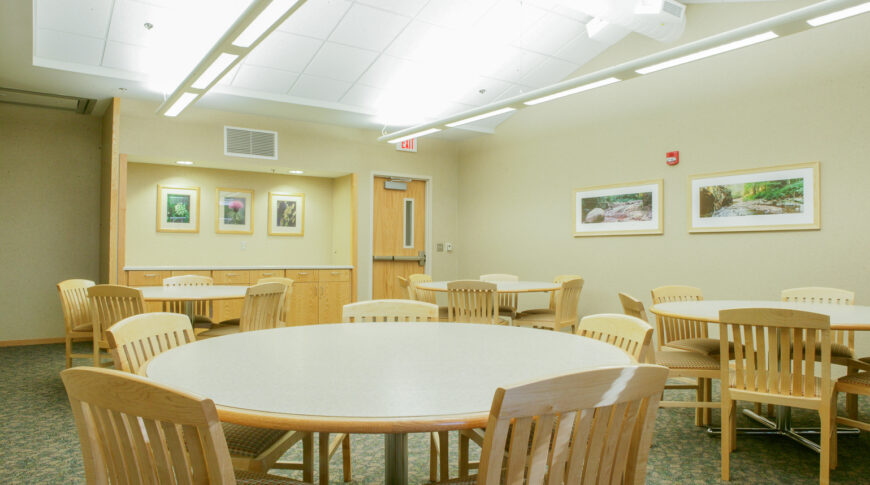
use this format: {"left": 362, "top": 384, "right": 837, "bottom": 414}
{"left": 157, "top": 185, "right": 199, "bottom": 233}
{"left": 268, "top": 192, "right": 305, "bottom": 236}
{"left": 216, "top": 188, "right": 253, "bottom": 235}
{"left": 573, "top": 179, "right": 663, "bottom": 237}
{"left": 689, "top": 161, "right": 820, "bottom": 233}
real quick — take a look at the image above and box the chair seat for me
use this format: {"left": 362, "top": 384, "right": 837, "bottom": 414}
{"left": 656, "top": 350, "right": 720, "bottom": 370}
{"left": 223, "top": 423, "right": 292, "bottom": 458}
{"left": 838, "top": 371, "right": 870, "bottom": 388}
{"left": 667, "top": 338, "right": 735, "bottom": 356}
{"left": 516, "top": 308, "right": 554, "bottom": 317}
{"left": 72, "top": 322, "right": 93, "bottom": 332}
{"left": 235, "top": 469, "right": 311, "bottom": 485}
{"left": 197, "top": 324, "right": 240, "bottom": 339}
{"left": 220, "top": 317, "right": 241, "bottom": 326}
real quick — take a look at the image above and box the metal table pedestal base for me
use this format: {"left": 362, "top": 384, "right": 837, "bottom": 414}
{"left": 385, "top": 433, "right": 408, "bottom": 485}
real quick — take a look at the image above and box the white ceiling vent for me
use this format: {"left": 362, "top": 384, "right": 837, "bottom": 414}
{"left": 224, "top": 126, "right": 278, "bottom": 160}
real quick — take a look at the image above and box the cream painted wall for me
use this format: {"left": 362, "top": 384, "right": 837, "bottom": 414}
{"left": 456, "top": 64, "right": 870, "bottom": 362}
{"left": 331, "top": 174, "right": 353, "bottom": 266}
{"left": 0, "top": 104, "right": 101, "bottom": 341}
{"left": 119, "top": 100, "right": 460, "bottom": 297}
{"left": 126, "top": 163, "right": 345, "bottom": 266}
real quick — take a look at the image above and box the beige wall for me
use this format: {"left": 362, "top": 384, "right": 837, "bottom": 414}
{"left": 126, "top": 163, "right": 346, "bottom": 266}
{"left": 331, "top": 174, "right": 353, "bottom": 266}
{"left": 0, "top": 104, "right": 101, "bottom": 341}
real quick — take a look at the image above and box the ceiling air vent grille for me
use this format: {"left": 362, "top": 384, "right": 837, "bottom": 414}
{"left": 224, "top": 126, "right": 278, "bottom": 159}
{"left": 662, "top": 0, "right": 685, "bottom": 19}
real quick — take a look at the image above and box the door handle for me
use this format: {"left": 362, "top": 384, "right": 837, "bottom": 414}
{"left": 374, "top": 252, "right": 426, "bottom": 267}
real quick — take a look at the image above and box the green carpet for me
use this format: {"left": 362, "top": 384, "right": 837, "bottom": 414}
{"left": 2, "top": 343, "right": 869, "bottom": 484}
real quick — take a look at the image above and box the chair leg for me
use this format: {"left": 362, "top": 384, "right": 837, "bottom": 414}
{"left": 704, "top": 378, "right": 713, "bottom": 425}
{"left": 830, "top": 392, "right": 838, "bottom": 470}
{"left": 819, "top": 407, "right": 831, "bottom": 485}
{"left": 694, "top": 379, "right": 705, "bottom": 426}
{"left": 93, "top": 337, "right": 101, "bottom": 367}
{"left": 721, "top": 397, "right": 734, "bottom": 481}
{"left": 342, "top": 434, "right": 351, "bottom": 482}
{"left": 302, "top": 432, "right": 314, "bottom": 483}
{"left": 65, "top": 336, "right": 73, "bottom": 369}
{"left": 318, "top": 432, "right": 329, "bottom": 485}
{"left": 459, "top": 432, "right": 470, "bottom": 478}
{"left": 438, "top": 431, "right": 449, "bottom": 482}
{"left": 846, "top": 365, "right": 859, "bottom": 419}
{"left": 429, "top": 433, "right": 439, "bottom": 482}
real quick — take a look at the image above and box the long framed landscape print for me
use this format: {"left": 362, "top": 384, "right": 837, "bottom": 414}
{"left": 216, "top": 188, "right": 253, "bottom": 235}
{"left": 157, "top": 185, "right": 199, "bottom": 233}
{"left": 268, "top": 192, "right": 305, "bottom": 236}
{"left": 573, "top": 179, "right": 663, "bottom": 237}
{"left": 689, "top": 161, "right": 819, "bottom": 233}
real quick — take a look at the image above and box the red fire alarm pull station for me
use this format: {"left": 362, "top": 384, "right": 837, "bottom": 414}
{"left": 666, "top": 151, "right": 679, "bottom": 166}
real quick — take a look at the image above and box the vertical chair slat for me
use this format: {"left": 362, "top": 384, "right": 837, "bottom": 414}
{"left": 526, "top": 414, "right": 554, "bottom": 485}
{"left": 505, "top": 417, "right": 532, "bottom": 484}
{"left": 547, "top": 410, "right": 579, "bottom": 485}
{"left": 161, "top": 421, "right": 193, "bottom": 485}
{"left": 598, "top": 401, "right": 630, "bottom": 484}
{"left": 143, "top": 419, "right": 174, "bottom": 484}
{"left": 111, "top": 409, "right": 141, "bottom": 484}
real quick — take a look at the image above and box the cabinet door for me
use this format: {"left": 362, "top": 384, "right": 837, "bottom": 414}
{"left": 319, "top": 281, "right": 351, "bottom": 324}
{"left": 214, "top": 298, "right": 244, "bottom": 323}
{"left": 289, "top": 282, "right": 319, "bottom": 326}
{"left": 213, "top": 270, "right": 251, "bottom": 285}
{"left": 127, "top": 271, "right": 171, "bottom": 286}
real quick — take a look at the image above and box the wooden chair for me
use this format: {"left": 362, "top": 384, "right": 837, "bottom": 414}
{"left": 576, "top": 313, "right": 653, "bottom": 363}
{"left": 650, "top": 285, "right": 720, "bottom": 354}
{"left": 199, "top": 282, "right": 286, "bottom": 338}
{"left": 163, "top": 274, "right": 214, "bottom": 326}
{"left": 105, "top": 312, "right": 314, "bottom": 480}
{"left": 87, "top": 284, "right": 145, "bottom": 367}
{"left": 57, "top": 279, "right": 96, "bottom": 368}
{"left": 61, "top": 367, "right": 311, "bottom": 485}
{"left": 479, "top": 274, "right": 519, "bottom": 320}
{"left": 257, "top": 277, "right": 295, "bottom": 325}
{"left": 515, "top": 274, "right": 583, "bottom": 317}
{"left": 447, "top": 280, "right": 503, "bottom": 325}
{"left": 620, "top": 292, "right": 720, "bottom": 427}
{"left": 448, "top": 365, "right": 667, "bottom": 485}
{"left": 396, "top": 276, "right": 414, "bottom": 299}
{"left": 342, "top": 299, "right": 439, "bottom": 322}
{"left": 408, "top": 273, "right": 449, "bottom": 320}
{"left": 718, "top": 308, "right": 835, "bottom": 484}
{"left": 513, "top": 278, "right": 583, "bottom": 332}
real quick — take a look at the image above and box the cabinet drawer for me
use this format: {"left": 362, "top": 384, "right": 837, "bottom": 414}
{"left": 170, "top": 270, "right": 211, "bottom": 277}
{"left": 127, "top": 270, "right": 171, "bottom": 286}
{"left": 319, "top": 269, "right": 350, "bottom": 282}
{"left": 286, "top": 269, "right": 318, "bottom": 282}
{"left": 251, "top": 270, "right": 283, "bottom": 282}
{"left": 213, "top": 270, "right": 251, "bottom": 285}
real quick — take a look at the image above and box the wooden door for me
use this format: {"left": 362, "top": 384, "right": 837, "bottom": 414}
{"left": 372, "top": 177, "right": 426, "bottom": 299}
{"left": 320, "top": 281, "right": 352, "bottom": 323}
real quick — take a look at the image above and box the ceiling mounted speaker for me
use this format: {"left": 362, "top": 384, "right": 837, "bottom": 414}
{"left": 224, "top": 126, "right": 278, "bottom": 160}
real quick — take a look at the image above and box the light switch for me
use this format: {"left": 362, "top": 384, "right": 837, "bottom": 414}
{"left": 436, "top": 243, "right": 444, "bottom": 252}
{"left": 445, "top": 242, "right": 453, "bottom": 252}
{"left": 241, "top": 241, "right": 247, "bottom": 250}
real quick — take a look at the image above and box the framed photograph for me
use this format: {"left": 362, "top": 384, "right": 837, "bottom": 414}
{"left": 573, "top": 179, "right": 663, "bottom": 237}
{"left": 268, "top": 192, "right": 305, "bottom": 236}
{"left": 216, "top": 188, "right": 254, "bottom": 234}
{"left": 157, "top": 185, "right": 199, "bottom": 233}
{"left": 689, "top": 161, "right": 819, "bottom": 233}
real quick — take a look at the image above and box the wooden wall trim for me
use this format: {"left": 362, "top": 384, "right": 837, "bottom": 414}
{"left": 0, "top": 337, "right": 65, "bottom": 347}
{"left": 351, "top": 172, "right": 358, "bottom": 302}
{"left": 100, "top": 97, "right": 121, "bottom": 284}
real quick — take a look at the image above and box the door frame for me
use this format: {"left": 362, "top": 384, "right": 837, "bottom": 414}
{"left": 368, "top": 171, "right": 433, "bottom": 298}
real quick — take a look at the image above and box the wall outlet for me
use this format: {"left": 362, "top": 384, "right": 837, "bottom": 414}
{"left": 445, "top": 242, "right": 453, "bottom": 252}
{"left": 436, "top": 243, "right": 444, "bottom": 252}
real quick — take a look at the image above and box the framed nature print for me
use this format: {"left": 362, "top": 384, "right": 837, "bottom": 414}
{"left": 573, "top": 179, "right": 663, "bottom": 237}
{"left": 157, "top": 185, "right": 199, "bottom": 233}
{"left": 216, "top": 188, "right": 253, "bottom": 234}
{"left": 689, "top": 161, "right": 819, "bottom": 233}
{"left": 268, "top": 192, "right": 305, "bottom": 236}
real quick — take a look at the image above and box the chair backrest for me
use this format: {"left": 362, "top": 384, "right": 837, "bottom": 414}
{"left": 106, "top": 313, "right": 195, "bottom": 374}
{"left": 57, "top": 279, "right": 96, "bottom": 333}
{"left": 61, "top": 367, "right": 236, "bottom": 484}
{"left": 618, "top": 292, "right": 649, "bottom": 322}
{"left": 162, "top": 275, "right": 214, "bottom": 318}
{"left": 408, "top": 274, "right": 436, "bottom": 303}
{"left": 718, "top": 308, "right": 831, "bottom": 401}
{"left": 87, "top": 285, "right": 146, "bottom": 346}
{"left": 553, "top": 278, "right": 584, "bottom": 327}
{"left": 549, "top": 275, "right": 584, "bottom": 311}
{"left": 650, "top": 285, "right": 705, "bottom": 349}
{"left": 782, "top": 287, "right": 855, "bottom": 351}
{"left": 477, "top": 365, "right": 668, "bottom": 485}
{"left": 396, "top": 276, "right": 413, "bottom": 300}
{"left": 342, "top": 299, "right": 439, "bottom": 323}
{"left": 256, "top": 277, "right": 295, "bottom": 324}
{"left": 480, "top": 274, "right": 519, "bottom": 312}
{"left": 447, "top": 280, "right": 499, "bottom": 324}
{"left": 577, "top": 314, "right": 653, "bottom": 363}
{"left": 239, "top": 282, "right": 286, "bottom": 332}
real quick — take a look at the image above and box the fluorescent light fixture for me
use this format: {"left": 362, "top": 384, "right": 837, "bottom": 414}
{"left": 524, "top": 77, "right": 621, "bottom": 106}
{"left": 191, "top": 53, "right": 238, "bottom": 89}
{"left": 635, "top": 0, "right": 663, "bottom": 15}
{"left": 586, "top": 18, "right": 609, "bottom": 38}
{"left": 636, "top": 31, "right": 778, "bottom": 75}
{"left": 233, "top": 0, "right": 299, "bottom": 47}
{"left": 164, "top": 92, "right": 198, "bottom": 117}
{"left": 387, "top": 128, "right": 441, "bottom": 144}
{"left": 807, "top": 2, "right": 870, "bottom": 26}
{"left": 289, "top": 170, "right": 304, "bottom": 174}
{"left": 445, "top": 108, "right": 516, "bottom": 127}
{"left": 176, "top": 160, "right": 194, "bottom": 165}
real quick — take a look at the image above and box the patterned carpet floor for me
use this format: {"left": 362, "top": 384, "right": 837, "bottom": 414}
{"left": 2, "top": 343, "right": 869, "bottom": 484}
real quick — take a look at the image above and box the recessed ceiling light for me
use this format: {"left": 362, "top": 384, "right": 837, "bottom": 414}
{"left": 289, "top": 170, "right": 304, "bottom": 174}
{"left": 176, "top": 160, "right": 194, "bottom": 165}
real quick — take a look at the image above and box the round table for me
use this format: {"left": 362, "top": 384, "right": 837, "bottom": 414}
{"left": 414, "top": 281, "right": 560, "bottom": 293}
{"left": 136, "top": 285, "right": 248, "bottom": 322}
{"left": 649, "top": 300, "right": 870, "bottom": 330}
{"left": 145, "top": 322, "right": 632, "bottom": 485}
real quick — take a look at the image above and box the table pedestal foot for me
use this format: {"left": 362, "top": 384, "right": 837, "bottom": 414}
{"left": 385, "top": 433, "right": 408, "bottom": 485}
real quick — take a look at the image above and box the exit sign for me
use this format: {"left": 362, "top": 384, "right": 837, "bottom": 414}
{"left": 396, "top": 138, "right": 417, "bottom": 152}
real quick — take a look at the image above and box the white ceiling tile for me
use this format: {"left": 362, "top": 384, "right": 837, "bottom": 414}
{"left": 517, "top": 13, "right": 586, "bottom": 55}
{"left": 473, "top": 1, "right": 546, "bottom": 47}
{"left": 385, "top": 21, "right": 452, "bottom": 62}
{"left": 289, "top": 74, "right": 351, "bottom": 102}
{"left": 304, "top": 42, "right": 378, "bottom": 82}
{"left": 36, "top": 0, "right": 113, "bottom": 39}
{"left": 107, "top": 0, "right": 174, "bottom": 48}
{"left": 278, "top": 0, "right": 351, "bottom": 39}
{"left": 102, "top": 41, "right": 149, "bottom": 72}
{"left": 232, "top": 65, "right": 298, "bottom": 94}
{"left": 486, "top": 47, "right": 546, "bottom": 82}
{"left": 357, "top": 55, "right": 415, "bottom": 88}
{"left": 340, "top": 83, "right": 384, "bottom": 109}
{"left": 494, "top": 84, "right": 531, "bottom": 102}
{"left": 553, "top": 34, "right": 610, "bottom": 64}
{"left": 328, "top": 4, "right": 409, "bottom": 52}
{"left": 355, "top": 0, "right": 428, "bottom": 17}
{"left": 244, "top": 31, "right": 322, "bottom": 73}
{"left": 520, "top": 56, "right": 580, "bottom": 88}
{"left": 452, "top": 77, "right": 511, "bottom": 105}
{"left": 35, "top": 29, "right": 105, "bottom": 65}
{"left": 552, "top": 4, "right": 592, "bottom": 22}
{"left": 417, "top": 0, "right": 498, "bottom": 29}
{"left": 217, "top": 64, "right": 241, "bottom": 86}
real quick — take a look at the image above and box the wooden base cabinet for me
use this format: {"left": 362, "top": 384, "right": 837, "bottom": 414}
{"left": 287, "top": 270, "right": 352, "bottom": 325}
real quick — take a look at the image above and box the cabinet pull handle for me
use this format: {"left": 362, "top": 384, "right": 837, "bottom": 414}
{"left": 298, "top": 272, "right": 308, "bottom": 276}
{"left": 262, "top": 272, "right": 273, "bottom": 276}
{"left": 331, "top": 271, "right": 340, "bottom": 275}
{"left": 144, "top": 273, "right": 157, "bottom": 277}
{"left": 227, "top": 273, "right": 238, "bottom": 277}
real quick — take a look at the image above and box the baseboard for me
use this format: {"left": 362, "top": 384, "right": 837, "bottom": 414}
{"left": 0, "top": 337, "right": 65, "bottom": 347}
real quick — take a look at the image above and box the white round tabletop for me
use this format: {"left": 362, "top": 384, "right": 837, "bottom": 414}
{"left": 145, "top": 322, "right": 632, "bottom": 433}
{"left": 650, "top": 300, "right": 870, "bottom": 331}
{"left": 136, "top": 285, "right": 248, "bottom": 301}
{"left": 415, "top": 281, "right": 560, "bottom": 293}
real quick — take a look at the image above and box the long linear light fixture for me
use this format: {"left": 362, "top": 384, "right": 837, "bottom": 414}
{"left": 378, "top": 0, "right": 870, "bottom": 143}
{"left": 156, "top": 0, "right": 308, "bottom": 117}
